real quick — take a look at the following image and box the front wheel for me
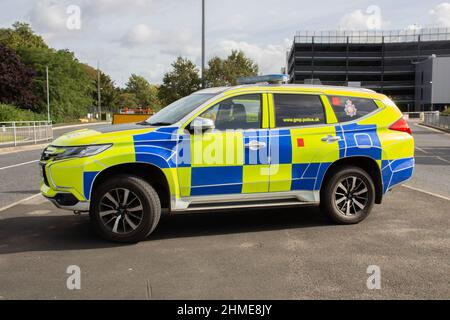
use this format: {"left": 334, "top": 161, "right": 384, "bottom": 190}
{"left": 320, "top": 166, "right": 375, "bottom": 224}
{"left": 90, "top": 175, "right": 161, "bottom": 243}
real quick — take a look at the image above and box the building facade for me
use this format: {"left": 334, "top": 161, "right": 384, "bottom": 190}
{"left": 415, "top": 56, "right": 450, "bottom": 111}
{"left": 287, "top": 28, "right": 450, "bottom": 111}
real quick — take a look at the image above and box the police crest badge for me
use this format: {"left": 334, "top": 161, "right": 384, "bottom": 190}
{"left": 344, "top": 99, "right": 357, "bottom": 117}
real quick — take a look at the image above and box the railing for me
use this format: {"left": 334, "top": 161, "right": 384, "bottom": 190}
{"left": 0, "top": 121, "right": 53, "bottom": 147}
{"left": 423, "top": 113, "right": 450, "bottom": 130}
{"left": 294, "top": 28, "right": 450, "bottom": 44}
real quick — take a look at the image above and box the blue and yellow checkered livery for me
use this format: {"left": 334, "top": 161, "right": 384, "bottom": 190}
{"left": 40, "top": 85, "right": 415, "bottom": 211}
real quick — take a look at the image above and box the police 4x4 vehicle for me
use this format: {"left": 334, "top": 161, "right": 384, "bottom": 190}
{"left": 40, "top": 75, "right": 415, "bottom": 243}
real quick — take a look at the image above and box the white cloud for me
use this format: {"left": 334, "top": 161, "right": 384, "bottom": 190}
{"left": 212, "top": 39, "right": 292, "bottom": 75}
{"left": 121, "top": 24, "right": 159, "bottom": 46}
{"left": 82, "top": 0, "right": 154, "bottom": 15}
{"left": 430, "top": 2, "right": 450, "bottom": 27}
{"left": 8, "top": 0, "right": 448, "bottom": 88}
{"left": 339, "top": 6, "right": 390, "bottom": 30}
{"left": 29, "top": 0, "right": 67, "bottom": 33}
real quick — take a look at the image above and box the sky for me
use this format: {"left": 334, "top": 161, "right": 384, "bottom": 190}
{"left": 0, "top": 0, "right": 449, "bottom": 87}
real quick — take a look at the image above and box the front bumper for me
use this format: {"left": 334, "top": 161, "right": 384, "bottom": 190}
{"left": 41, "top": 181, "right": 90, "bottom": 212}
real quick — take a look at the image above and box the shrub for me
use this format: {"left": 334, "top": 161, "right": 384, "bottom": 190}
{"left": 0, "top": 104, "right": 46, "bottom": 122}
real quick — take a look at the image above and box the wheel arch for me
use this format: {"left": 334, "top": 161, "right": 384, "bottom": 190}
{"left": 90, "top": 162, "right": 172, "bottom": 209}
{"left": 320, "top": 156, "right": 384, "bottom": 204}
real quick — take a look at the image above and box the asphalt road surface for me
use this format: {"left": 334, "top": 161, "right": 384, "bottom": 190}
{"left": 0, "top": 121, "right": 449, "bottom": 299}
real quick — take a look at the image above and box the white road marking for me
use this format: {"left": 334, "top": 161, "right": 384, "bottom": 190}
{"left": 0, "top": 160, "right": 39, "bottom": 171}
{"left": 415, "top": 146, "right": 428, "bottom": 154}
{"left": 402, "top": 185, "right": 450, "bottom": 201}
{"left": 436, "top": 156, "right": 450, "bottom": 164}
{"left": 0, "top": 193, "right": 42, "bottom": 213}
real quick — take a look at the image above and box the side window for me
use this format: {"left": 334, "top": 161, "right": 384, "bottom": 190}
{"left": 329, "top": 96, "right": 379, "bottom": 122}
{"left": 274, "top": 94, "right": 326, "bottom": 127}
{"left": 200, "top": 94, "right": 262, "bottom": 130}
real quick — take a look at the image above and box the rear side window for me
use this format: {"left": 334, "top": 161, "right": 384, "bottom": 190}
{"left": 274, "top": 94, "right": 326, "bottom": 127}
{"left": 329, "top": 96, "right": 379, "bottom": 122}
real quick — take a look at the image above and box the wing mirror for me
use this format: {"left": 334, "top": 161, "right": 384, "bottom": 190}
{"left": 189, "top": 117, "right": 215, "bottom": 133}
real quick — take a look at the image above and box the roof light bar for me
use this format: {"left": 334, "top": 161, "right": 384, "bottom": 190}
{"left": 237, "top": 74, "right": 289, "bottom": 85}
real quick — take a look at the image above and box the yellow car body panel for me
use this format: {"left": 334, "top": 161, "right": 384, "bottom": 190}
{"left": 40, "top": 84, "right": 414, "bottom": 212}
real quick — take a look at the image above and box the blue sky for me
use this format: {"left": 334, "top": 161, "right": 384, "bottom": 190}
{"left": 0, "top": 0, "right": 449, "bottom": 86}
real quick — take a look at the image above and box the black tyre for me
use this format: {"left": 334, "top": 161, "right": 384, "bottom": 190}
{"left": 320, "top": 166, "right": 375, "bottom": 224}
{"left": 90, "top": 175, "right": 161, "bottom": 243}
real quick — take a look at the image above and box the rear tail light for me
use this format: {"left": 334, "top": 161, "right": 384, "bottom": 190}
{"left": 389, "top": 117, "right": 412, "bottom": 135}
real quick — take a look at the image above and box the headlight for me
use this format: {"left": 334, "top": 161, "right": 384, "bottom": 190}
{"left": 42, "top": 144, "right": 112, "bottom": 161}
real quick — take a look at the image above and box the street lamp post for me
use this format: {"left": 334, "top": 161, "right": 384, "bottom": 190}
{"left": 202, "top": 0, "right": 205, "bottom": 88}
{"left": 46, "top": 66, "right": 50, "bottom": 123}
{"left": 97, "top": 61, "right": 102, "bottom": 120}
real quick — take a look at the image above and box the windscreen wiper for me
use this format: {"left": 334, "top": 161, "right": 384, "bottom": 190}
{"left": 139, "top": 121, "right": 173, "bottom": 126}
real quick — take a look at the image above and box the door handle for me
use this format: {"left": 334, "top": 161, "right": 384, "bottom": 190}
{"left": 245, "top": 140, "right": 267, "bottom": 151}
{"left": 321, "top": 135, "right": 342, "bottom": 143}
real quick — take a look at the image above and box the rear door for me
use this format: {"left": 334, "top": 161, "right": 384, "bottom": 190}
{"left": 268, "top": 93, "right": 339, "bottom": 201}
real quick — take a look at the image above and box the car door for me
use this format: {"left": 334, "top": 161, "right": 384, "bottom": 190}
{"left": 268, "top": 93, "right": 340, "bottom": 201}
{"left": 177, "top": 93, "right": 271, "bottom": 198}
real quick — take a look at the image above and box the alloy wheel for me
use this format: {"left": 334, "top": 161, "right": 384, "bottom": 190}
{"left": 98, "top": 188, "right": 144, "bottom": 234}
{"left": 333, "top": 176, "right": 369, "bottom": 216}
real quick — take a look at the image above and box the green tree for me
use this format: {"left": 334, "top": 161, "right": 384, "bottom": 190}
{"left": 158, "top": 57, "right": 201, "bottom": 106}
{"left": 83, "top": 64, "right": 119, "bottom": 112}
{"left": 0, "top": 22, "right": 48, "bottom": 50}
{"left": 205, "top": 56, "right": 226, "bottom": 87}
{"left": 0, "top": 22, "right": 96, "bottom": 123}
{"left": 116, "top": 92, "right": 139, "bottom": 110}
{"left": 125, "top": 74, "right": 161, "bottom": 111}
{"left": 18, "top": 48, "right": 94, "bottom": 122}
{"left": 205, "top": 50, "right": 259, "bottom": 87}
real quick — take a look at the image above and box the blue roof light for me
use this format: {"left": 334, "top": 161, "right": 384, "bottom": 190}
{"left": 237, "top": 74, "right": 288, "bottom": 85}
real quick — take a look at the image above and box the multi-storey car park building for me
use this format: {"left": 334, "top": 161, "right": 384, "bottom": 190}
{"left": 287, "top": 28, "right": 450, "bottom": 112}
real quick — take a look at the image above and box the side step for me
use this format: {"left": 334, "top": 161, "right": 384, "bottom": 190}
{"left": 179, "top": 199, "right": 318, "bottom": 212}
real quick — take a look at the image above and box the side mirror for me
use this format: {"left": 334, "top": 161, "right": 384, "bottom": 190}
{"left": 189, "top": 117, "right": 215, "bottom": 133}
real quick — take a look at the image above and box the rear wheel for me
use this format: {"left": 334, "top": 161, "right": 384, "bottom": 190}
{"left": 320, "top": 166, "right": 375, "bottom": 224}
{"left": 90, "top": 175, "right": 161, "bottom": 243}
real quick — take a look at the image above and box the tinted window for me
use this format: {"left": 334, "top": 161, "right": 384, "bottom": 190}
{"left": 274, "top": 94, "right": 325, "bottom": 127}
{"left": 200, "top": 94, "right": 262, "bottom": 130}
{"left": 329, "top": 96, "right": 379, "bottom": 122}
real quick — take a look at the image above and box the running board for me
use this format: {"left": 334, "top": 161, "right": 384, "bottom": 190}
{"left": 174, "top": 200, "right": 318, "bottom": 212}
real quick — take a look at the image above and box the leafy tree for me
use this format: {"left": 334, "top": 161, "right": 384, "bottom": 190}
{"left": 18, "top": 47, "right": 94, "bottom": 122}
{"left": 83, "top": 64, "right": 119, "bottom": 112}
{"left": 205, "top": 50, "right": 259, "bottom": 87}
{"left": 0, "top": 44, "right": 38, "bottom": 109}
{"left": 0, "top": 22, "right": 48, "bottom": 50}
{"left": 125, "top": 74, "right": 161, "bottom": 111}
{"left": 223, "top": 50, "right": 258, "bottom": 85}
{"left": 205, "top": 56, "right": 226, "bottom": 87}
{"left": 148, "top": 84, "right": 162, "bottom": 112}
{"left": 116, "top": 92, "right": 139, "bottom": 110}
{"left": 158, "top": 57, "right": 201, "bottom": 106}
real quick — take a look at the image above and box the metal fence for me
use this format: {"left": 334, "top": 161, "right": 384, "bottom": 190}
{"left": 423, "top": 113, "right": 450, "bottom": 130}
{"left": 294, "top": 27, "right": 450, "bottom": 44}
{"left": 0, "top": 121, "right": 53, "bottom": 147}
